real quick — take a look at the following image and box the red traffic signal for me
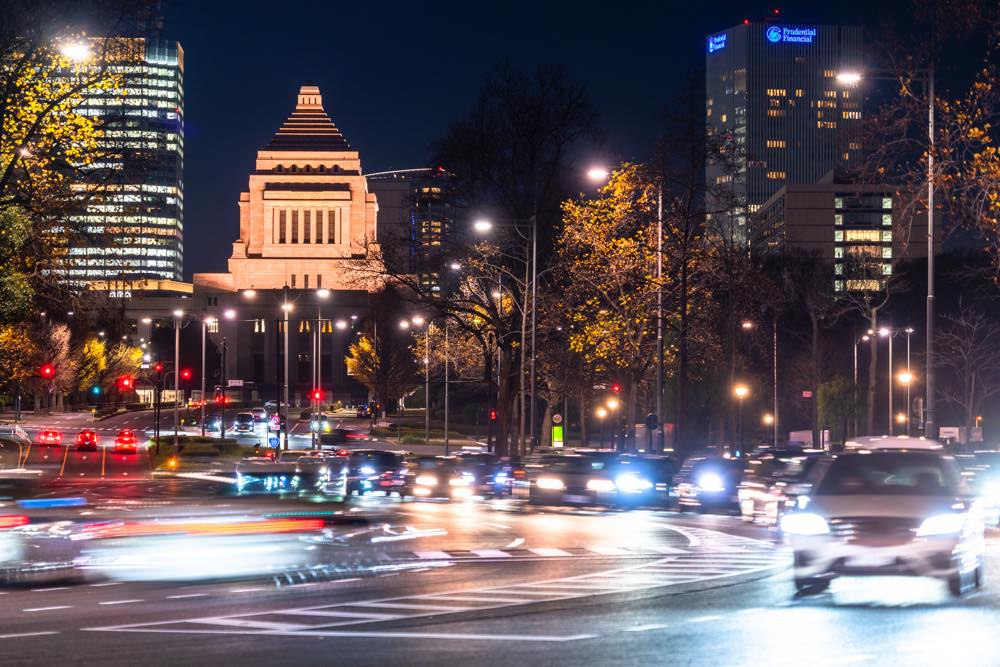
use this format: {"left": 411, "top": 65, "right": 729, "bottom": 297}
{"left": 40, "top": 363, "right": 55, "bottom": 379}
{"left": 118, "top": 375, "right": 134, "bottom": 390}
{"left": 490, "top": 409, "right": 497, "bottom": 421}
{"left": 310, "top": 388, "right": 324, "bottom": 401}
{"left": 610, "top": 383, "right": 621, "bottom": 394}
{"left": 180, "top": 368, "right": 192, "bottom": 381}
{"left": 153, "top": 362, "right": 164, "bottom": 373}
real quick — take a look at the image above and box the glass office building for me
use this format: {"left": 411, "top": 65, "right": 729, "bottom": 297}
{"left": 65, "top": 38, "right": 184, "bottom": 284}
{"left": 705, "top": 21, "right": 862, "bottom": 245}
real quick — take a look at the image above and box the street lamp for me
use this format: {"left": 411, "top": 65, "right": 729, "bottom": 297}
{"left": 473, "top": 219, "right": 493, "bottom": 233}
{"left": 733, "top": 384, "right": 750, "bottom": 457}
{"left": 740, "top": 319, "right": 779, "bottom": 446}
{"left": 59, "top": 41, "right": 91, "bottom": 62}
{"left": 586, "top": 166, "right": 610, "bottom": 182}
{"left": 853, "top": 333, "right": 870, "bottom": 436}
{"left": 200, "top": 315, "right": 217, "bottom": 436}
{"left": 403, "top": 315, "right": 436, "bottom": 449}
{"left": 762, "top": 413, "right": 775, "bottom": 426}
{"left": 596, "top": 406, "right": 609, "bottom": 449}
{"left": 172, "top": 309, "right": 184, "bottom": 455}
{"left": 837, "top": 68, "right": 936, "bottom": 438}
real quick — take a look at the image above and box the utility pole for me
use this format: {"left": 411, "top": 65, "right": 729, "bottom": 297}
{"left": 444, "top": 320, "right": 450, "bottom": 455}
{"left": 283, "top": 286, "right": 290, "bottom": 450}
{"left": 925, "top": 62, "right": 937, "bottom": 439}
{"left": 173, "top": 311, "right": 181, "bottom": 456}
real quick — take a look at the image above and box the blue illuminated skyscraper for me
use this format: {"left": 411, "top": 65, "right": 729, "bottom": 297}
{"left": 705, "top": 21, "right": 862, "bottom": 244}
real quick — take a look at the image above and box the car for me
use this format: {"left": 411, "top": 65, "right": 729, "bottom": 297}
{"left": 276, "top": 450, "right": 349, "bottom": 497}
{"left": 347, "top": 449, "right": 406, "bottom": 495}
{"left": 454, "top": 451, "right": 507, "bottom": 497}
{"left": 37, "top": 430, "right": 62, "bottom": 446}
{"left": 953, "top": 450, "right": 1000, "bottom": 527}
{"left": 204, "top": 414, "right": 223, "bottom": 432}
{"left": 528, "top": 454, "right": 620, "bottom": 507}
{"left": 250, "top": 407, "right": 268, "bottom": 423}
{"left": 403, "top": 456, "right": 480, "bottom": 500}
{"left": 616, "top": 455, "right": 677, "bottom": 507}
{"left": 672, "top": 456, "right": 745, "bottom": 513}
{"left": 264, "top": 400, "right": 278, "bottom": 412}
{"left": 75, "top": 429, "right": 100, "bottom": 452}
{"left": 738, "top": 450, "right": 821, "bottom": 525}
{"left": 114, "top": 429, "right": 138, "bottom": 453}
{"left": 781, "top": 441, "right": 985, "bottom": 596}
{"left": 233, "top": 412, "right": 255, "bottom": 432}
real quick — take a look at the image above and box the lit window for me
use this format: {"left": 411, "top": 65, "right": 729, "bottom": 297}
{"left": 835, "top": 214, "right": 843, "bottom": 226}
{"left": 766, "top": 171, "right": 786, "bottom": 179}
{"left": 882, "top": 264, "right": 893, "bottom": 275}
{"left": 835, "top": 280, "right": 844, "bottom": 292}
{"left": 882, "top": 214, "right": 892, "bottom": 226}
{"left": 882, "top": 247, "right": 893, "bottom": 259}
{"left": 834, "top": 230, "right": 844, "bottom": 242}
{"left": 835, "top": 247, "right": 844, "bottom": 258}
{"left": 844, "top": 230, "right": 880, "bottom": 242}
{"left": 882, "top": 230, "right": 892, "bottom": 242}
{"left": 795, "top": 89, "right": 804, "bottom": 97}
{"left": 834, "top": 197, "right": 844, "bottom": 209}
{"left": 766, "top": 139, "right": 786, "bottom": 148}
{"left": 834, "top": 263, "right": 844, "bottom": 275}
{"left": 847, "top": 279, "right": 882, "bottom": 291}
{"left": 254, "top": 319, "right": 266, "bottom": 333}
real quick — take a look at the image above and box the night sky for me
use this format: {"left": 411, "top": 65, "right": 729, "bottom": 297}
{"left": 166, "top": 0, "right": 913, "bottom": 279}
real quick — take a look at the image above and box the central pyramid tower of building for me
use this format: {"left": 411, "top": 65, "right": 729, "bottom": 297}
{"left": 194, "top": 84, "right": 379, "bottom": 292}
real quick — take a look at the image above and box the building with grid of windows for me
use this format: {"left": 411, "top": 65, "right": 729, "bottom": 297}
{"left": 66, "top": 37, "right": 184, "bottom": 284}
{"left": 705, "top": 21, "right": 862, "bottom": 244}
{"left": 750, "top": 172, "right": 929, "bottom": 292}
{"left": 368, "top": 167, "right": 454, "bottom": 294}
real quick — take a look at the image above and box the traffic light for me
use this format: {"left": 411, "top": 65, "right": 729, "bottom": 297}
{"left": 118, "top": 375, "right": 134, "bottom": 390}
{"left": 180, "top": 368, "right": 192, "bottom": 381}
{"left": 490, "top": 409, "right": 497, "bottom": 421}
{"left": 40, "top": 363, "right": 55, "bottom": 379}
{"left": 90, "top": 385, "right": 101, "bottom": 396}
{"left": 153, "top": 362, "right": 164, "bottom": 374}
{"left": 610, "top": 383, "right": 621, "bottom": 394}
{"left": 310, "top": 388, "right": 323, "bottom": 401}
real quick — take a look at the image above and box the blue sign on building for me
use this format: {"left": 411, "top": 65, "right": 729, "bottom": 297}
{"left": 766, "top": 26, "right": 817, "bottom": 44}
{"left": 707, "top": 33, "right": 727, "bottom": 53}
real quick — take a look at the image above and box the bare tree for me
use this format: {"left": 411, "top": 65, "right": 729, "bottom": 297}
{"left": 937, "top": 304, "right": 1000, "bottom": 433}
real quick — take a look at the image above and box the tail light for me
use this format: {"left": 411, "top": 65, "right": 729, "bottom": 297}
{"left": 0, "top": 515, "right": 29, "bottom": 529}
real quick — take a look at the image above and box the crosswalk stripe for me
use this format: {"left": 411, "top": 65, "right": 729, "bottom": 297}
{"left": 414, "top": 551, "right": 452, "bottom": 560}
{"left": 423, "top": 595, "right": 524, "bottom": 604}
{"left": 471, "top": 549, "right": 512, "bottom": 558}
{"left": 192, "top": 619, "right": 308, "bottom": 631}
{"left": 354, "top": 602, "right": 466, "bottom": 612}
{"left": 528, "top": 547, "right": 572, "bottom": 557}
{"left": 278, "top": 610, "right": 401, "bottom": 620}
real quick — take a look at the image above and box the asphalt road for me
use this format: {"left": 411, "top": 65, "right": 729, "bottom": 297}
{"left": 0, "top": 490, "right": 998, "bottom": 667}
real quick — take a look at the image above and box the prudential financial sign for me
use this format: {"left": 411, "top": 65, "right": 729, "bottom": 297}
{"left": 766, "top": 26, "right": 817, "bottom": 44}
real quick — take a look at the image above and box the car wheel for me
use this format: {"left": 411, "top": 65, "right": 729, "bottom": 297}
{"left": 794, "top": 577, "right": 830, "bottom": 595}
{"left": 948, "top": 572, "right": 966, "bottom": 597}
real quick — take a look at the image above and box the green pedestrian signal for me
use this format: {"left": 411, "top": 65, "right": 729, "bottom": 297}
{"left": 90, "top": 385, "right": 101, "bottom": 396}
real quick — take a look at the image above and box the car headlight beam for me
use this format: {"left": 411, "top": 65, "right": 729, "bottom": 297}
{"left": 536, "top": 476, "right": 565, "bottom": 491}
{"left": 415, "top": 474, "right": 438, "bottom": 487}
{"left": 916, "top": 512, "right": 966, "bottom": 537}
{"left": 779, "top": 512, "right": 830, "bottom": 536}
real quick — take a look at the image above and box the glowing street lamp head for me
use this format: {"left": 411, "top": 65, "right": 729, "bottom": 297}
{"left": 172, "top": 309, "right": 184, "bottom": 318}
{"left": 762, "top": 413, "right": 775, "bottom": 426}
{"left": 878, "top": 327, "right": 890, "bottom": 337}
{"left": 733, "top": 384, "right": 750, "bottom": 399}
{"left": 606, "top": 397, "right": 620, "bottom": 410}
{"left": 835, "top": 71, "right": 863, "bottom": 86}
{"left": 897, "top": 371, "right": 914, "bottom": 385}
{"left": 861, "top": 335, "right": 870, "bottom": 342}
{"left": 335, "top": 320, "right": 347, "bottom": 330}
{"left": 281, "top": 303, "right": 293, "bottom": 313}
{"left": 224, "top": 309, "right": 237, "bottom": 320}
{"left": 411, "top": 315, "right": 425, "bottom": 326}
{"left": 399, "top": 320, "right": 410, "bottom": 329}
{"left": 242, "top": 288, "right": 257, "bottom": 299}
{"left": 316, "top": 288, "right": 331, "bottom": 299}
{"left": 141, "top": 317, "right": 152, "bottom": 324}
{"left": 60, "top": 41, "right": 91, "bottom": 62}
{"left": 895, "top": 412, "right": 908, "bottom": 425}
{"left": 596, "top": 406, "right": 608, "bottom": 419}
{"left": 473, "top": 219, "right": 493, "bottom": 233}
{"left": 741, "top": 320, "right": 754, "bottom": 330}
{"left": 449, "top": 262, "right": 462, "bottom": 271}
{"left": 586, "top": 166, "right": 610, "bottom": 182}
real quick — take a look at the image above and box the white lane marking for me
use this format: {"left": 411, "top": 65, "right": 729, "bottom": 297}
{"left": 528, "top": 547, "right": 571, "bottom": 557}
{"left": 191, "top": 618, "right": 308, "bottom": 631}
{"left": 657, "top": 523, "right": 701, "bottom": 547}
{"left": 625, "top": 624, "right": 668, "bottom": 632}
{"left": 587, "top": 546, "right": 630, "bottom": 556}
{"left": 423, "top": 594, "right": 526, "bottom": 604}
{"left": 230, "top": 588, "right": 265, "bottom": 593}
{"left": 644, "top": 545, "right": 688, "bottom": 554}
{"left": 354, "top": 601, "right": 465, "bottom": 611}
{"left": 0, "top": 631, "right": 60, "bottom": 639}
{"left": 690, "top": 615, "right": 723, "bottom": 623}
{"left": 504, "top": 537, "right": 525, "bottom": 549}
{"left": 99, "top": 599, "right": 144, "bottom": 605}
{"left": 166, "top": 594, "right": 208, "bottom": 599}
{"left": 471, "top": 549, "right": 511, "bottom": 558}
{"left": 483, "top": 522, "right": 511, "bottom": 530}
{"left": 30, "top": 586, "right": 70, "bottom": 592}
{"left": 414, "top": 551, "right": 452, "bottom": 560}
{"left": 825, "top": 656, "right": 875, "bottom": 665}
{"left": 89, "top": 582, "right": 122, "bottom": 587}
{"left": 279, "top": 610, "right": 401, "bottom": 620}
{"left": 24, "top": 606, "right": 72, "bottom": 612}
{"left": 87, "top": 627, "right": 596, "bottom": 642}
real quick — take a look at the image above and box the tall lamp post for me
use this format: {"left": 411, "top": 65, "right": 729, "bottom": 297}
{"left": 200, "top": 315, "right": 215, "bottom": 437}
{"left": 733, "top": 384, "right": 749, "bottom": 457}
{"left": 172, "top": 309, "right": 183, "bottom": 456}
{"left": 853, "top": 333, "right": 870, "bottom": 436}
{"left": 837, "top": 67, "right": 936, "bottom": 438}
{"left": 898, "top": 371, "right": 914, "bottom": 435}
{"left": 740, "top": 320, "right": 779, "bottom": 446}
{"left": 596, "top": 406, "right": 608, "bottom": 449}
{"left": 401, "top": 316, "right": 431, "bottom": 445}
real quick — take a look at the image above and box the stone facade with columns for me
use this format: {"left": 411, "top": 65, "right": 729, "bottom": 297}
{"left": 194, "top": 84, "right": 380, "bottom": 292}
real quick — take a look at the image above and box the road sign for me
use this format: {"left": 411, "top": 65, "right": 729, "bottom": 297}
{"left": 552, "top": 425, "right": 564, "bottom": 448}
{"left": 268, "top": 436, "right": 279, "bottom": 449}
{"left": 552, "top": 413, "right": 563, "bottom": 424}
{"left": 802, "top": 390, "right": 813, "bottom": 399}
{"left": 228, "top": 379, "right": 244, "bottom": 387}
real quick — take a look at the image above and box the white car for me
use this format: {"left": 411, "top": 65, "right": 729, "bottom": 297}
{"left": 781, "top": 438, "right": 985, "bottom": 596}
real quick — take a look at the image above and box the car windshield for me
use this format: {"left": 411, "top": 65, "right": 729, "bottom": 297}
{"left": 817, "top": 452, "right": 961, "bottom": 496}
{"left": 546, "top": 457, "right": 606, "bottom": 473}
{"left": 352, "top": 451, "right": 401, "bottom": 468}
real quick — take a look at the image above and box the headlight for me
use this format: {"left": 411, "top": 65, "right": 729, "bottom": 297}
{"left": 982, "top": 480, "right": 1000, "bottom": 502}
{"left": 359, "top": 465, "right": 376, "bottom": 476}
{"left": 415, "top": 474, "right": 438, "bottom": 487}
{"left": 697, "top": 472, "right": 725, "bottom": 493}
{"left": 536, "top": 476, "right": 565, "bottom": 491}
{"left": 310, "top": 421, "right": 319, "bottom": 430}
{"left": 779, "top": 512, "right": 830, "bottom": 536}
{"left": 916, "top": 513, "right": 966, "bottom": 537}
{"left": 586, "top": 478, "right": 617, "bottom": 493}
{"left": 616, "top": 474, "right": 652, "bottom": 493}
{"left": 449, "top": 476, "right": 470, "bottom": 487}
